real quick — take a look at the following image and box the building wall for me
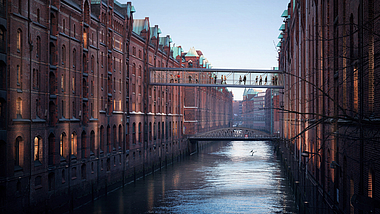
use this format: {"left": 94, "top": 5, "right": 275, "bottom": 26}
{"left": 278, "top": 0, "right": 380, "bottom": 213}
{"left": 0, "top": 0, "right": 233, "bottom": 213}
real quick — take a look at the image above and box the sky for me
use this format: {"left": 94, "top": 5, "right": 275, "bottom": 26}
{"left": 119, "top": 0, "right": 289, "bottom": 100}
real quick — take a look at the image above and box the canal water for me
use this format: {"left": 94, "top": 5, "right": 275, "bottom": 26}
{"left": 74, "top": 141, "right": 297, "bottom": 213}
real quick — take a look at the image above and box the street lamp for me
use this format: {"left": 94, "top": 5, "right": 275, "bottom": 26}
{"left": 301, "top": 150, "right": 322, "bottom": 162}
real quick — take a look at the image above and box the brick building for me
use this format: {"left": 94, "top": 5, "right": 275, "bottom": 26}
{"left": 278, "top": 0, "right": 380, "bottom": 213}
{"left": 181, "top": 47, "right": 233, "bottom": 135}
{"left": 0, "top": 0, "right": 232, "bottom": 213}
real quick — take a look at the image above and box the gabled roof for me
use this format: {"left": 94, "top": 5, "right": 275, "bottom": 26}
{"left": 185, "top": 47, "right": 199, "bottom": 57}
{"left": 133, "top": 18, "right": 149, "bottom": 35}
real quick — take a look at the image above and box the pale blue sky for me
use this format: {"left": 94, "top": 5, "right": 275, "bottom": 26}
{"left": 120, "top": 0, "right": 289, "bottom": 100}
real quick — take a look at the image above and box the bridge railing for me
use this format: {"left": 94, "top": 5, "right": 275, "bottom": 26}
{"left": 149, "top": 68, "right": 284, "bottom": 88}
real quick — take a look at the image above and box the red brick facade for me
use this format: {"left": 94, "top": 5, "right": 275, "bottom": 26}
{"left": 0, "top": 0, "right": 232, "bottom": 213}
{"left": 278, "top": 0, "right": 380, "bottom": 213}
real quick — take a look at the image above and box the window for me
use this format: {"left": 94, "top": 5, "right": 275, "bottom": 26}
{"left": 73, "top": 49, "right": 76, "bottom": 68}
{"left": 60, "top": 133, "right": 66, "bottom": 158}
{"left": 113, "top": 125, "right": 116, "bottom": 149}
{"left": 34, "top": 136, "right": 42, "bottom": 162}
{"left": 101, "top": 74, "right": 103, "bottom": 88}
{"left": 368, "top": 170, "right": 373, "bottom": 198}
{"left": 61, "top": 74, "right": 64, "bottom": 91}
{"left": 17, "top": 65, "right": 21, "bottom": 86}
{"left": 71, "top": 132, "right": 77, "bottom": 156}
{"left": 16, "top": 98, "right": 22, "bottom": 118}
{"left": 15, "top": 136, "right": 23, "bottom": 167}
{"left": 132, "top": 47, "right": 136, "bottom": 56}
{"left": 17, "top": 29, "right": 21, "bottom": 52}
{"left": 138, "top": 50, "right": 141, "bottom": 59}
{"left": 61, "top": 45, "right": 66, "bottom": 65}
{"left": 36, "top": 36, "right": 40, "bottom": 59}
{"left": 138, "top": 123, "right": 141, "bottom": 143}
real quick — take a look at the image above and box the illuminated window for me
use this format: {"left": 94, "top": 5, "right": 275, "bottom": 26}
{"left": 34, "top": 136, "right": 42, "bottom": 162}
{"left": 16, "top": 98, "right": 22, "bottom": 118}
{"left": 368, "top": 170, "right": 373, "bottom": 198}
{"left": 16, "top": 29, "right": 21, "bottom": 52}
{"left": 60, "top": 133, "right": 66, "bottom": 157}
{"left": 71, "top": 132, "right": 77, "bottom": 156}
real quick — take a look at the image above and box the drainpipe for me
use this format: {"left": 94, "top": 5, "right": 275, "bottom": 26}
{"left": 28, "top": 0, "right": 32, "bottom": 209}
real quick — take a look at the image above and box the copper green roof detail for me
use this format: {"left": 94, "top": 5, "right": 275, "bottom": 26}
{"left": 199, "top": 55, "right": 204, "bottom": 65}
{"left": 279, "top": 24, "right": 285, "bottom": 31}
{"left": 278, "top": 34, "right": 283, "bottom": 39}
{"left": 277, "top": 41, "right": 282, "bottom": 47}
{"left": 172, "top": 46, "right": 182, "bottom": 59}
{"left": 281, "top": 9, "right": 288, "bottom": 17}
{"left": 158, "top": 28, "right": 162, "bottom": 34}
{"left": 185, "top": 47, "right": 199, "bottom": 57}
{"left": 131, "top": 6, "right": 136, "bottom": 13}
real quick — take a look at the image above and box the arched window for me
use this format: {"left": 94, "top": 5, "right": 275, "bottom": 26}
{"left": 49, "top": 72, "right": 55, "bottom": 95}
{"left": 90, "top": 130, "right": 95, "bottom": 155}
{"left": 81, "top": 164, "right": 86, "bottom": 180}
{"left": 60, "top": 133, "right": 66, "bottom": 159}
{"left": 34, "top": 136, "right": 42, "bottom": 163}
{"left": 15, "top": 136, "right": 23, "bottom": 168}
{"left": 16, "top": 29, "right": 21, "bottom": 52}
{"left": 16, "top": 97, "right": 22, "bottom": 118}
{"left": 83, "top": 53, "right": 87, "bottom": 73}
{"left": 71, "top": 132, "right": 77, "bottom": 157}
{"left": 84, "top": 1, "right": 89, "bottom": 24}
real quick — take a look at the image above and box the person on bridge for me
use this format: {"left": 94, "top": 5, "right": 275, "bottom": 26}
{"left": 259, "top": 76, "right": 262, "bottom": 85}
{"left": 243, "top": 75, "right": 246, "bottom": 85}
{"left": 265, "top": 76, "right": 267, "bottom": 85}
{"left": 224, "top": 75, "right": 227, "bottom": 84}
{"left": 239, "top": 75, "right": 242, "bottom": 84}
{"left": 177, "top": 73, "right": 180, "bottom": 83}
{"left": 256, "top": 76, "right": 258, "bottom": 85}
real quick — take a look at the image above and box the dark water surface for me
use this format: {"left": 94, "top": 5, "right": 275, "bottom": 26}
{"left": 74, "top": 141, "right": 297, "bottom": 213}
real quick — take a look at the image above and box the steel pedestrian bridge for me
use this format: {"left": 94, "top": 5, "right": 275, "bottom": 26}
{"left": 188, "top": 127, "right": 280, "bottom": 141}
{"left": 149, "top": 68, "right": 284, "bottom": 88}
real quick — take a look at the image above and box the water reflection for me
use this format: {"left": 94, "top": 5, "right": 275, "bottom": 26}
{"left": 74, "top": 141, "right": 297, "bottom": 214}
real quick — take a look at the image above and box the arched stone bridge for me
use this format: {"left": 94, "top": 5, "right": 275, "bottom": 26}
{"left": 188, "top": 127, "right": 280, "bottom": 142}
